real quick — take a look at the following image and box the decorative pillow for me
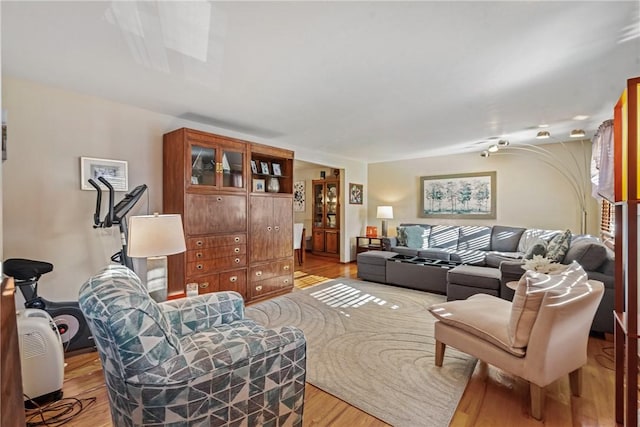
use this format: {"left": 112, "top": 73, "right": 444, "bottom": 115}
{"left": 545, "top": 229, "right": 572, "bottom": 263}
{"left": 405, "top": 225, "right": 427, "bottom": 249}
{"left": 524, "top": 238, "right": 547, "bottom": 260}
{"left": 508, "top": 261, "right": 588, "bottom": 348}
{"left": 396, "top": 227, "right": 408, "bottom": 246}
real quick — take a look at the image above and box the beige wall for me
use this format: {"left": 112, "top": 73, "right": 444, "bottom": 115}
{"left": 2, "top": 77, "right": 368, "bottom": 301}
{"left": 368, "top": 141, "right": 598, "bottom": 236}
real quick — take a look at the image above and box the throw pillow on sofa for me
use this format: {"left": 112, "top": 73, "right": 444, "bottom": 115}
{"left": 524, "top": 238, "right": 547, "bottom": 259}
{"left": 396, "top": 226, "right": 408, "bottom": 246}
{"left": 404, "top": 225, "right": 428, "bottom": 249}
{"left": 546, "top": 229, "right": 572, "bottom": 263}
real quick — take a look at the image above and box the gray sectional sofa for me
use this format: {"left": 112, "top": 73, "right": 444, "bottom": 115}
{"left": 373, "top": 223, "right": 614, "bottom": 334}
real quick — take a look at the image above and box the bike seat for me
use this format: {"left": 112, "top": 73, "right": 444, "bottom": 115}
{"left": 4, "top": 258, "right": 53, "bottom": 280}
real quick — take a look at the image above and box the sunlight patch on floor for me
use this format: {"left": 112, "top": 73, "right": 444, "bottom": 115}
{"left": 309, "top": 283, "right": 388, "bottom": 309}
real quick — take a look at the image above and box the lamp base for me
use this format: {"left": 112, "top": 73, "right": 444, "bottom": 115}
{"left": 145, "top": 256, "right": 168, "bottom": 302}
{"left": 381, "top": 220, "right": 388, "bottom": 238}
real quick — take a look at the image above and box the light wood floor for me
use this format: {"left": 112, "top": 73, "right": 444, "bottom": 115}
{"left": 44, "top": 254, "right": 615, "bottom": 426}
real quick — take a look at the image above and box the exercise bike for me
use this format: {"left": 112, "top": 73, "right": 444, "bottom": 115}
{"left": 5, "top": 177, "right": 147, "bottom": 352}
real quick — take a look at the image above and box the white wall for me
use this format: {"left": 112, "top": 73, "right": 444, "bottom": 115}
{"left": 2, "top": 77, "right": 368, "bottom": 301}
{"left": 368, "top": 141, "right": 598, "bottom": 236}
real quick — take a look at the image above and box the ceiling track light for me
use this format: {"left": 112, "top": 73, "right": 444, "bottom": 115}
{"left": 570, "top": 129, "right": 586, "bottom": 138}
{"left": 536, "top": 131, "right": 551, "bottom": 139}
{"left": 488, "top": 144, "right": 499, "bottom": 153}
{"left": 497, "top": 140, "right": 510, "bottom": 147}
{"left": 480, "top": 150, "right": 490, "bottom": 158}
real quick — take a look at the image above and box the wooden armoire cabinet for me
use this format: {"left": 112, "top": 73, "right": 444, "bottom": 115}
{"left": 248, "top": 143, "right": 295, "bottom": 301}
{"left": 311, "top": 179, "right": 340, "bottom": 257}
{"left": 163, "top": 128, "right": 295, "bottom": 302}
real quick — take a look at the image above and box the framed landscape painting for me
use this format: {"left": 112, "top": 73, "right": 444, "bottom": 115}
{"left": 420, "top": 171, "right": 496, "bottom": 219}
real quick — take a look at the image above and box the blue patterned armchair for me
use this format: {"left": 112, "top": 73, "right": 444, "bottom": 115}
{"left": 78, "top": 265, "right": 306, "bottom": 426}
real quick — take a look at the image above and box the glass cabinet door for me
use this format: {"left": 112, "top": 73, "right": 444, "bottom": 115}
{"left": 326, "top": 182, "right": 338, "bottom": 229}
{"left": 313, "top": 183, "right": 324, "bottom": 227}
{"left": 221, "top": 149, "right": 244, "bottom": 189}
{"left": 190, "top": 144, "right": 216, "bottom": 186}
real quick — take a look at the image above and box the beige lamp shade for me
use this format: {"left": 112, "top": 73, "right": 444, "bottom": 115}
{"left": 127, "top": 213, "right": 186, "bottom": 258}
{"left": 376, "top": 206, "right": 394, "bottom": 219}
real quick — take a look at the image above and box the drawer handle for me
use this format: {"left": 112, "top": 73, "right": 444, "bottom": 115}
{"left": 274, "top": 226, "right": 280, "bottom": 231}
{"left": 267, "top": 226, "right": 272, "bottom": 231}
{"left": 283, "top": 265, "right": 290, "bottom": 271}
{"left": 196, "top": 240, "right": 203, "bottom": 247}
{"left": 255, "top": 285, "right": 263, "bottom": 292}
{"left": 217, "top": 196, "right": 223, "bottom": 202}
{"left": 234, "top": 247, "right": 240, "bottom": 253}
{"left": 283, "top": 279, "right": 289, "bottom": 284}
{"left": 196, "top": 252, "right": 203, "bottom": 258}
{"left": 229, "top": 276, "right": 237, "bottom": 283}
{"left": 197, "top": 264, "right": 203, "bottom": 270}
{"left": 234, "top": 236, "right": 240, "bottom": 242}
{"left": 255, "top": 271, "right": 262, "bottom": 277}
{"left": 199, "top": 282, "right": 209, "bottom": 289}
{"left": 234, "top": 258, "right": 240, "bottom": 264}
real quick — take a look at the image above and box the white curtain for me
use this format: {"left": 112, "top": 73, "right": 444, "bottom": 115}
{"left": 591, "top": 119, "right": 614, "bottom": 201}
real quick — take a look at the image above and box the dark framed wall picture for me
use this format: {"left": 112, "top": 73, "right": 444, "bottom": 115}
{"left": 420, "top": 171, "right": 496, "bottom": 219}
{"left": 349, "top": 183, "right": 363, "bottom": 204}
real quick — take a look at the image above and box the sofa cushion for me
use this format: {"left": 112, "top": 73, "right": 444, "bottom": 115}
{"left": 429, "top": 294, "right": 525, "bottom": 357}
{"left": 563, "top": 238, "right": 607, "bottom": 271}
{"left": 524, "top": 238, "right": 547, "bottom": 259}
{"left": 447, "top": 265, "right": 501, "bottom": 290}
{"left": 508, "top": 261, "right": 588, "bottom": 348}
{"left": 429, "top": 225, "right": 460, "bottom": 249}
{"left": 446, "top": 249, "right": 486, "bottom": 265}
{"left": 458, "top": 226, "right": 491, "bottom": 251}
{"left": 485, "top": 252, "right": 523, "bottom": 268}
{"left": 416, "top": 248, "right": 451, "bottom": 261}
{"left": 404, "top": 225, "right": 429, "bottom": 249}
{"left": 546, "top": 229, "right": 572, "bottom": 263}
{"left": 391, "top": 247, "right": 420, "bottom": 257}
{"left": 517, "top": 228, "right": 562, "bottom": 252}
{"left": 491, "top": 226, "right": 526, "bottom": 252}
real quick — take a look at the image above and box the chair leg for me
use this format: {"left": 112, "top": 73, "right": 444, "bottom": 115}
{"left": 530, "top": 383, "right": 544, "bottom": 420}
{"left": 569, "top": 368, "right": 582, "bottom": 397}
{"left": 435, "top": 340, "right": 445, "bottom": 367}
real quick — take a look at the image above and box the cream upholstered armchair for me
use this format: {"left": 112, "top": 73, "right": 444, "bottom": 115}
{"left": 428, "top": 261, "right": 603, "bottom": 420}
{"left": 79, "top": 265, "right": 306, "bottom": 426}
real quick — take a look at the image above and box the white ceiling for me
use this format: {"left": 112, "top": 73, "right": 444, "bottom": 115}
{"left": 2, "top": 1, "right": 639, "bottom": 163}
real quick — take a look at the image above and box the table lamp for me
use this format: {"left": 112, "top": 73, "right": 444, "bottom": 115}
{"left": 127, "top": 213, "right": 186, "bottom": 302}
{"left": 376, "top": 206, "right": 393, "bottom": 237}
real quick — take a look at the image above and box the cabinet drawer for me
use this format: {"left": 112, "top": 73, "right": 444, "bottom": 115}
{"left": 186, "top": 244, "right": 246, "bottom": 262}
{"left": 249, "top": 259, "right": 294, "bottom": 282}
{"left": 219, "top": 269, "right": 247, "bottom": 299}
{"left": 185, "top": 275, "right": 220, "bottom": 295}
{"left": 250, "top": 275, "right": 294, "bottom": 299}
{"left": 187, "top": 234, "right": 246, "bottom": 250}
{"left": 185, "top": 269, "right": 247, "bottom": 299}
{"left": 187, "top": 255, "right": 246, "bottom": 276}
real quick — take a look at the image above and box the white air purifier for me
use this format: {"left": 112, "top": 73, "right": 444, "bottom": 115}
{"left": 17, "top": 308, "right": 65, "bottom": 407}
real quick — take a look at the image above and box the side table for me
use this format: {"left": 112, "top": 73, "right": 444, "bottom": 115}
{"left": 356, "top": 236, "right": 383, "bottom": 254}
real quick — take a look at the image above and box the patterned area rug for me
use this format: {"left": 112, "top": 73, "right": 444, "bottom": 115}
{"left": 245, "top": 278, "right": 477, "bottom": 427}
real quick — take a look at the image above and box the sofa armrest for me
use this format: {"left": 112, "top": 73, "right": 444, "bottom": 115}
{"left": 499, "top": 260, "right": 525, "bottom": 300}
{"left": 160, "top": 291, "right": 245, "bottom": 337}
{"left": 381, "top": 237, "right": 397, "bottom": 251}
